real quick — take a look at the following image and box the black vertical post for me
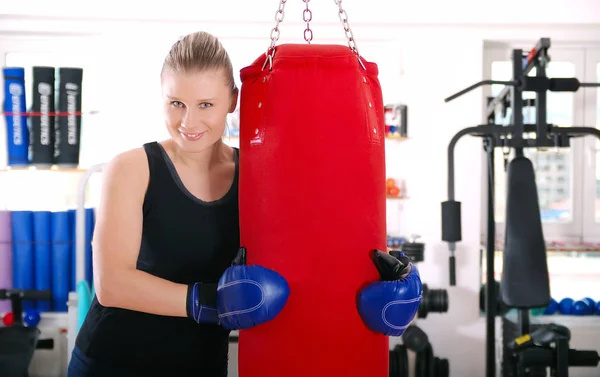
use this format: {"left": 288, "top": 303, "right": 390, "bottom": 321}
{"left": 512, "top": 49, "right": 525, "bottom": 155}
{"left": 535, "top": 53, "right": 548, "bottom": 142}
{"left": 555, "top": 338, "right": 570, "bottom": 377}
{"left": 485, "top": 136, "right": 497, "bottom": 377}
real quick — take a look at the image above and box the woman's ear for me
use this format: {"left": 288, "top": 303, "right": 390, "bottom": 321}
{"left": 229, "top": 88, "right": 239, "bottom": 113}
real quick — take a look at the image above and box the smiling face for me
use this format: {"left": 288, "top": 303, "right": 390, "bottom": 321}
{"left": 161, "top": 68, "right": 237, "bottom": 153}
{"left": 160, "top": 31, "right": 238, "bottom": 154}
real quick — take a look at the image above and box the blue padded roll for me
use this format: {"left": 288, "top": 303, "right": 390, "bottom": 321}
{"left": 33, "top": 211, "right": 52, "bottom": 311}
{"left": 51, "top": 211, "right": 71, "bottom": 312}
{"left": 11, "top": 211, "right": 34, "bottom": 311}
{"left": 3, "top": 67, "right": 29, "bottom": 166}
{"left": 86, "top": 208, "right": 95, "bottom": 287}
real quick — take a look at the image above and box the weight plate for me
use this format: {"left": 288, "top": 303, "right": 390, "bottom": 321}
{"left": 435, "top": 358, "right": 449, "bottom": 377}
{"left": 415, "top": 343, "right": 433, "bottom": 377}
{"left": 389, "top": 347, "right": 398, "bottom": 377}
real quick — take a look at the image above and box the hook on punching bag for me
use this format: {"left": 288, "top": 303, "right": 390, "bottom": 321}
{"left": 501, "top": 155, "right": 551, "bottom": 309}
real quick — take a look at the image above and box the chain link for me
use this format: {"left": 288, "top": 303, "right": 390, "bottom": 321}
{"left": 334, "top": 0, "right": 365, "bottom": 69}
{"left": 334, "top": 0, "right": 359, "bottom": 57}
{"left": 263, "top": 0, "right": 287, "bottom": 70}
{"left": 262, "top": 0, "right": 364, "bottom": 70}
{"left": 303, "top": 0, "right": 313, "bottom": 44}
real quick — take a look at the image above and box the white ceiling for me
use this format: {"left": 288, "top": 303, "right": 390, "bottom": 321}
{"left": 2, "top": 0, "right": 599, "bottom": 25}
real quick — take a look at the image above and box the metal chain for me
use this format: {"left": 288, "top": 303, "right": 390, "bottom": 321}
{"left": 303, "top": 0, "right": 313, "bottom": 44}
{"left": 263, "top": 0, "right": 287, "bottom": 70}
{"left": 262, "top": 0, "right": 364, "bottom": 70}
{"left": 334, "top": 0, "right": 361, "bottom": 58}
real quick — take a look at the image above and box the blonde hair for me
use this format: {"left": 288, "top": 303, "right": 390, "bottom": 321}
{"left": 162, "top": 31, "right": 237, "bottom": 93}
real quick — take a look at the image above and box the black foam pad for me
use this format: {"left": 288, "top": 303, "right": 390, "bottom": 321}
{"left": 501, "top": 156, "right": 551, "bottom": 309}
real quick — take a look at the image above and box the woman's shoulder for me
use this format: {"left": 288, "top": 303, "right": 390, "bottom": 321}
{"left": 102, "top": 146, "right": 151, "bottom": 188}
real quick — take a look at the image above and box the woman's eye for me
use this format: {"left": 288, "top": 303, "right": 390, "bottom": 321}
{"left": 171, "top": 101, "right": 184, "bottom": 108}
{"left": 199, "top": 103, "right": 213, "bottom": 109}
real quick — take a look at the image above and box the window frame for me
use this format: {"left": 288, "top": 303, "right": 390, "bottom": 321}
{"left": 483, "top": 44, "right": 588, "bottom": 243}
{"left": 581, "top": 48, "right": 600, "bottom": 241}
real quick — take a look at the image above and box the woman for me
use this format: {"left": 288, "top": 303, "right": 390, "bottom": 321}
{"left": 67, "top": 31, "right": 241, "bottom": 377}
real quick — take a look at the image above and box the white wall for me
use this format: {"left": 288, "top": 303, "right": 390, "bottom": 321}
{"left": 1, "top": 1, "right": 600, "bottom": 376}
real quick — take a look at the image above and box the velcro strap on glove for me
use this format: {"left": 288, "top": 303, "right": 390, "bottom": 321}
{"left": 187, "top": 282, "right": 218, "bottom": 324}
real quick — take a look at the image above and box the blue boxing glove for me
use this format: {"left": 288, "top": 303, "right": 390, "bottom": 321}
{"left": 216, "top": 247, "right": 290, "bottom": 330}
{"left": 357, "top": 249, "right": 422, "bottom": 336}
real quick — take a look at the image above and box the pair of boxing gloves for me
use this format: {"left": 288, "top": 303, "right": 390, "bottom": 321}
{"left": 186, "top": 246, "right": 423, "bottom": 337}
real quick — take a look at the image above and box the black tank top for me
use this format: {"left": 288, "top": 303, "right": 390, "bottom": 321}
{"left": 75, "top": 141, "right": 240, "bottom": 377}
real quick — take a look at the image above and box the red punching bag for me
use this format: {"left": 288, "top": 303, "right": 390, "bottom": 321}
{"left": 238, "top": 4, "right": 388, "bottom": 377}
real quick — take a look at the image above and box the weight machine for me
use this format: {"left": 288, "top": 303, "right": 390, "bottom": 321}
{"left": 441, "top": 38, "right": 600, "bottom": 377}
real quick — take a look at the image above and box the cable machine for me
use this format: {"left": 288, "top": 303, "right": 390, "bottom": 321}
{"left": 441, "top": 38, "right": 600, "bottom": 377}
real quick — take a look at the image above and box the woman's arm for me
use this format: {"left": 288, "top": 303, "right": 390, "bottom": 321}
{"left": 92, "top": 148, "right": 188, "bottom": 317}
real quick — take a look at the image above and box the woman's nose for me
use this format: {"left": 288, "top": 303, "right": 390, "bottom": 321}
{"left": 181, "top": 109, "right": 201, "bottom": 129}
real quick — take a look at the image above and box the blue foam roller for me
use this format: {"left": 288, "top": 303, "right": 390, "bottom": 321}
{"left": 3, "top": 68, "right": 29, "bottom": 166}
{"left": 76, "top": 280, "right": 91, "bottom": 331}
{"left": 85, "top": 208, "right": 95, "bottom": 287}
{"left": 51, "top": 211, "right": 71, "bottom": 312}
{"left": 11, "top": 211, "right": 34, "bottom": 311}
{"left": 33, "top": 211, "right": 52, "bottom": 311}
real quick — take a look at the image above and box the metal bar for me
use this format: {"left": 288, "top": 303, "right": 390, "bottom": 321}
{"left": 536, "top": 57, "right": 548, "bottom": 141}
{"left": 75, "top": 163, "right": 107, "bottom": 285}
{"left": 485, "top": 137, "right": 497, "bottom": 377}
{"left": 485, "top": 38, "right": 551, "bottom": 119}
{"left": 511, "top": 49, "right": 525, "bottom": 150}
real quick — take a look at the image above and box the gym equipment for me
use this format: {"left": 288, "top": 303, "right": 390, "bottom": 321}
{"left": 559, "top": 298, "right": 574, "bottom": 315}
{"left": 54, "top": 67, "right": 83, "bottom": 167}
{"left": 543, "top": 298, "right": 558, "bottom": 315}
{"left": 415, "top": 343, "right": 450, "bottom": 377}
{"left": 237, "top": 1, "right": 393, "bottom": 376}
{"left": 442, "top": 37, "right": 600, "bottom": 377}
{"left": 30, "top": 66, "right": 56, "bottom": 167}
{"left": 402, "top": 325, "right": 429, "bottom": 353}
{"left": 401, "top": 238, "right": 449, "bottom": 319}
{"left": 51, "top": 211, "right": 71, "bottom": 312}
{"left": 388, "top": 327, "right": 450, "bottom": 377}
{"left": 479, "top": 280, "right": 510, "bottom": 316}
{"left": 502, "top": 318, "right": 600, "bottom": 376}
{"left": 33, "top": 211, "right": 52, "bottom": 312}
{"left": 2, "top": 67, "right": 29, "bottom": 166}
{"left": 0, "top": 211, "right": 12, "bottom": 314}
{"left": 0, "top": 288, "right": 54, "bottom": 377}
{"left": 389, "top": 345, "right": 409, "bottom": 377}
{"left": 11, "top": 211, "right": 35, "bottom": 312}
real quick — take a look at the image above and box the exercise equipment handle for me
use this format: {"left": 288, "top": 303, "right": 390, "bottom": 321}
{"left": 549, "top": 78, "right": 600, "bottom": 92}
{"left": 0, "top": 288, "right": 52, "bottom": 301}
{"left": 445, "top": 80, "right": 518, "bottom": 102}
